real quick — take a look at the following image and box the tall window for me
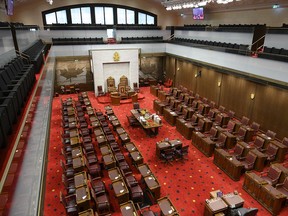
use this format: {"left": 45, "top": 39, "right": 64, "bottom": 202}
{"left": 138, "top": 12, "right": 155, "bottom": 25}
{"left": 71, "top": 7, "right": 91, "bottom": 24}
{"left": 105, "top": 7, "right": 114, "bottom": 25}
{"left": 43, "top": 4, "right": 156, "bottom": 26}
{"left": 95, "top": 7, "right": 105, "bottom": 24}
{"left": 56, "top": 10, "right": 67, "bottom": 24}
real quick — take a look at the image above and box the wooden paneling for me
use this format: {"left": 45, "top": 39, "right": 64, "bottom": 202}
{"left": 196, "top": 67, "right": 221, "bottom": 104}
{"left": 165, "top": 56, "right": 175, "bottom": 85}
{"left": 252, "top": 85, "right": 288, "bottom": 139}
{"left": 219, "top": 75, "right": 255, "bottom": 119}
{"left": 175, "top": 60, "right": 195, "bottom": 90}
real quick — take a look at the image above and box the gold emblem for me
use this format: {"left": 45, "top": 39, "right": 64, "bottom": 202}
{"left": 113, "top": 52, "right": 120, "bottom": 62}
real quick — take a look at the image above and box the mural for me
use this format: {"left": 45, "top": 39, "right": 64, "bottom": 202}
{"left": 55, "top": 58, "right": 91, "bottom": 86}
{"left": 140, "top": 56, "right": 164, "bottom": 81}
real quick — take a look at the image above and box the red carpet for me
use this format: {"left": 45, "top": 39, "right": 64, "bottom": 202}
{"left": 43, "top": 87, "right": 286, "bottom": 215}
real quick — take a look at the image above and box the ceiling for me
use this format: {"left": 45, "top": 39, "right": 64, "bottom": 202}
{"left": 13, "top": 0, "right": 288, "bottom": 13}
{"left": 157, "top": 0, "right": 288, "bottom": 13}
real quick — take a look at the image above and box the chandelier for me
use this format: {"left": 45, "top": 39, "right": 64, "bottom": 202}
{"left": 162, "top": 0, "right": 241, "bottom": 10}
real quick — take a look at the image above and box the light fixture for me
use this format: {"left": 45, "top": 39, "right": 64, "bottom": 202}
{"left": 162, "top": 0, "right": 241, "bottom": 10}
{"left": 217, "top": 81, "right": 221, "bottom": 87}
{"left": 250, "top": 93, "right": 255, "bottom": 100}
{"left": 46, "top": 0, "right": 53, "bottom": 5}
{"left": 195, "top": 71, "right": 201, "bottom": 77}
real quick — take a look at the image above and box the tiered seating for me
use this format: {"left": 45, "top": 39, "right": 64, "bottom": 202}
{"left": 171, "top": 38, "right": 249, "bottom": 55}
{"left": 0, "top": 56, "right": 35, "bottom": 148}
{"left": 215, "top": 24, "right": 262, "bottom": 33}
{"left": 52, "top": 37, "right": 104, "bottom": 45}
{"left": 258, "top": 46, "right": 288, "bottom": 62}
{"left": 121, "top": 36, "right": 163, "bottom": 43}
{"left": 23, "top": 39, "right": 50, "bottom": 72}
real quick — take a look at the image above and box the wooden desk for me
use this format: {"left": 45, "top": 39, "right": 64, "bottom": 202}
{"left": 119, "top": 132, "right": 131, "bottom": 145}
{"left": 150, "top": 85, "right": 159, "bottom": 96}
{"left": 74, "top": 171, "right": 87, "bottom": 188}
{"left": 120, "top": 201, "right": 139, "bottom": 216}
{"left": 100, "top": 145, "right": 111, "bottom": 156}
{"left": 91, "top": 121, "right": 100, "bottom": 129}
{"left": 237, "top": 141, "right": 255, "bottom": 157}
{"left": 271, "top": 140, "right": 288, "bottom": 163}
{"left": 273, "top": 163, "right": 288, "bottom": 183}
{"left": 116, "top": 127, "right": 126, "bottom": 135}
{"left": 223, "top": 131, "right": 237, "bottom": 149}
{"left": 70, "top": 136, "right": 80, "bottom": 147}
{"left": 103, "top": 153, "right": 116, "bottom": 169}
{"left": 131, "top": 109, "right": 162, "bottom": 137}
{"left": 164, "top": 110, "right": 178, "bottom": 126}
{"left": 257, "top": 133, "right": 273, "bottom": 148}
{"left": 204, "top": 197, "right": 228, "bottom": 216}
{"left": 130, "top": 150, "right": 144, "bottom": 166}
{"left": 108, "top": 167, "right": 122, "bottom": 182}
{"left": 111, "top": 120, "right": 121, "bottom": 129}
{"left": 76, "top": 186, "right": 91, "bottom": 212}
{"left": 213, "top": 149, "right": 244, "bottom": 181}
{"left": 138, "top": 163, "right": 152, "bottom": 178}
{"left": 153, "top": 99, "right": 165, "bottom": 115}
{"left": 258, "top": 184, "right": 287, "bottom": 215}
{"left": 78, "top": 208, "right": 94, "bottom": 216}
{"left": 243, "top": 171, "right": 268, "bottom": 199}
{"left": 158, "top": 90, "right": 170, "bottom": 102}
{"left": 222, "top": 193, "right": 244, "bottom": 209}
{"left": 112, "top": 179, "right": 129, "bottom": 204}
{"left": 96, "top": 135, "right": 107, "bottom": 147}
{"left": 107, "top": 115, "right": 118, "bottom": 121}
{"left": 156, "top": 139, "right": 182, "bottom": 158}
{"left": 71, "top": 146, "right": 83, "bottom": 158}
{"left": 241, "top": 125, "right": 254, "bottom": 142}
{"left": 176, "top": 119, "right": 195, "bottom": 140}
{"left": 250, "top": 149, "right": 267, "bottom": 172}
{"left": 158, "top": 197, "right": 178, "bottom": 216}
{"left": 144, "top": 174, "right": 161, "bottom": 200}
{"left": 94, "top": 128, "right": 104, "bottom": 137}
{"left": 73, "top": 157, "right": 85, "bottom": 173}
{"left": 125, "top": 142, "right": 137, "bottom": 153}
{"left": 200, "top": 137, "right": 216, "bottom": 157}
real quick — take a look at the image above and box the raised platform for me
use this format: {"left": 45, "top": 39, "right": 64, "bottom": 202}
{"left": 96, "top": 93, "right": 145, "bottom": 104}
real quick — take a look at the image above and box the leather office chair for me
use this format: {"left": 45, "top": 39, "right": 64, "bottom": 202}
{"left": 260, "top": 166, "right": 282, "bottom": 186}
{"left": 230, "top": 207, "right": 258, "bottom": 216}
{"left": 62, "top": 174, "right": 76, "bottom": 195}
{"left": 195, "top": 118, "right": 205, "bottom": 132}
{"left": 133, "top": 82, "right": 140, "bottom": 93}
{"left": 275, "top": 177, "right": 288, "bottom": 202}
{"left": 228, "top": 110, "right": 235, "bottom": 118}
{"left": 251, "top": 136, "right": 265, "bottom": 152}
{"left": 133, "top": 102, "right": 140, "bottom": 109}
{"left": 119, "top": 161, "right": 132, "bottom": 176}
{"left": 59, "top": 191, "right": 77, "bottom": 216}
{"left": 282, "top": 137, "right": 288, "bottom": 147}
{"left": 224, "top": 120, "right": 236, "bottom": 134}
{"left": 60, "top": 159, "right": 74, "bottom": 179}
{"left": 85, "top": 159, "right": 101, "bottom": 179}
{"left": 139, "top": 206, "right": 157, "bottom": 216}
{"left": 250, "top": 122, "right": 260, "bottom": 136}
{"left": 204, "top": 127, "right": 218, "bottom": 141}
{"left": 175, "top": 145, "right": 189, "bottom": 161}
{"left": 229, "top": 144, "right": 244, "bottom": 160}
{"left": 266, "top": 130, "right": 276, "bottom": 139}
{"left": 161, "top": 148, "right": 175, "bottom": 165}
{"left": 236, "top": 126, "right": 246, "bottom": 141}
{"left": 264, "top": 143, "right": 279, "bottom": 163}
{"left": 215, "top": 133, "right": 227, "bottom": 148}
{"left": 241, "top": 116, "right": 250, "bottom": 125}
{"left": 97, "top": 85, "right": 105, "bottom": 96}
{"left": 125, "top": 175, "right": 144, "bottom": 204}
{"left": 213, "top": 114, "right": 223, "bottom": 127}
{"left": 90, "top": 187, "right": 111, "bottom": 216}
{"left": 126, "top": 115, "right": 140, "bottom": 127}
{"left": 239, "top": 151, "right": 257, "bottom": 171}
{"left": 218, "top": 105, "right": 225, "bottom": 113}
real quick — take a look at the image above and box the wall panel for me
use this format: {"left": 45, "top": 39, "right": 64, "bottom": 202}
{"left": 219, "top": 74, "right": 255, "bottom": 119}
{"left": 252, "top": 85, "right": 288, "bottom": 139}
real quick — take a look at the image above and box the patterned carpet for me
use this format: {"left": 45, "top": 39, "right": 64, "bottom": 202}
{"left": 43, "top": 86, "right": 281, "bottom": 216}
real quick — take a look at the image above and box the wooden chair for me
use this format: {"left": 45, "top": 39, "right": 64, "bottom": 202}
{"left": 107, "top": 76, "right": 117, "bottom": 93}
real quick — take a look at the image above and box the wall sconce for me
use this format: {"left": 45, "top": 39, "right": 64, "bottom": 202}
{"left": 177, "top": 67, "right": 180, "bottom": 71}
{"left": 217, "top": 81, "right": 221, "bottom": 87}
{"left": 195, "top": 71, "right": 201, "bottom": 78}
{"left": 250, "top": 93, "right": 255, "bottom": 100}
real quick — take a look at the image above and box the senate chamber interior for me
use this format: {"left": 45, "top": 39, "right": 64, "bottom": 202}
{"left": 0, "top": 0, "right": 288, "bottom": 216}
